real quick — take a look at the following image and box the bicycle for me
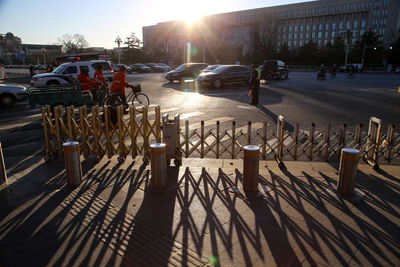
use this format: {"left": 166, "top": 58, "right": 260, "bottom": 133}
{"left": 104, "top": 83, "right": 149, "bottom": 113}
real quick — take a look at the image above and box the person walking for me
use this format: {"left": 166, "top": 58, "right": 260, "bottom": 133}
{"left": 29, "top": 65, "right": 35, "bottom": 77}
{"left": 249, "top": 60, "right": 261, "bottom": 105}
{"left": 331, "top": 64, "right": 337, "bottom": 78}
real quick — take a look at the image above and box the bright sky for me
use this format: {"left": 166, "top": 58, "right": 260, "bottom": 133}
{"left": 0, "top": 0, "right": 314, "bottom": 49}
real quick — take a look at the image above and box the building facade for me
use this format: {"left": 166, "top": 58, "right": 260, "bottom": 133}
{"left": 143, "top": 0, "right": 400, "bottom": 63}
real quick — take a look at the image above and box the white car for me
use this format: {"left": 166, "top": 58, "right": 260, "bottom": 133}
{"left": 30, "top": 60, "right": 114, "bottom": 87}
{"left": 0, "top": 83, "right": 28, "bottom": 107}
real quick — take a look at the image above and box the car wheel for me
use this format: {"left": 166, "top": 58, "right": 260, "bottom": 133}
{"left": 0, "top": 94, "right": 16, "bottom": 108}
{"left": 213, "top": 79, "right": 222, "bottom": 88}
{"left": 279, "top": 72, "right": 285, "bottom": 79}
{"left": 168, "top": 79, "right": 174, "bottom": 83}
{"left": 47, "top": 80, "right": 60, "bottom": 86}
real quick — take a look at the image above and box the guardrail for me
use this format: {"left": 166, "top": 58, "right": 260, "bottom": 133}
{"left": 41, "top": 105, "right": 400, "bottom": 167}
{"left": 179, "top": 116, "right": 399, "bottom": 167}
{"left": 41, "top": 105, "right": 161, "bottom": 162}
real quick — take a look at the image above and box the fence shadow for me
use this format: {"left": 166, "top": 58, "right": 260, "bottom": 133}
{"left": 1, "top": 160, "right": 399, "bottom": 266}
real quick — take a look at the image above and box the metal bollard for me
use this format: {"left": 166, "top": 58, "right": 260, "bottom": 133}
{"left": 243, "top": 145, "right": 260, "bottom": 192}
{"left": 63, "top": 141, "right": 82, "bottom": 186}
{"left": 337, "top": 148, "right": 360, "bottom": 195}
{"left": 150, "top": 143, "right": 167, "bottom": 190}
{"left": 0, "top": 142, "right": 7, "bottom": 185}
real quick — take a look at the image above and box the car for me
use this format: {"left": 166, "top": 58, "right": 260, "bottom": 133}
{"left": 112, "top": 64, "right": 128, "bottom": 72}
{"left": 156, "top": 63, "right": 171, "bottom": 72}
{"left": 144, "top": 63, "right": 165, "bottom": 72}
{"left": 30, "top": 60, "right": 114, "bottom": 87}
{"left": 196, "top": 65, "right": 250, "bottom": 88}
{"left": 0, "top": 83, "right": 28, "bottom": 107}
{"left": 165, "top": 63, "right": 208, "bottom": 83}
{"left": 34, "top": 64, "right": 46, "bottom": 70}
{"left": 200, "top": 64, "right": 222, "bottom": 73}
{"left": 260, "top": 60, "right": 289, "bottom": 80}
{"left": 339, "top": 64, "right": 363, "bottom": 72}
{"left": 129, "top": 64, "right": 151, "bottom": 73}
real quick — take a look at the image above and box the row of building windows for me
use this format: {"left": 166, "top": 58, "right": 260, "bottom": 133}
{"left": 277, "top": 1, "right": 390, "bottom": 19}
{"left": 278, "top": 20, "right": 369, "bottom": 34}
{"left": 277, "top": 13, "right": 369, "bottom": 27}
{"left": 278, "top": 29, "right": 366, "bottom": 40}
{"left": 230, "top": 1, "right": 390, "bottom": 25}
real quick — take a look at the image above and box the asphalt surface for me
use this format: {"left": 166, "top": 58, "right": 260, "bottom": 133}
{"left": 0, "top": 71, "right": 399, "bottom": 156}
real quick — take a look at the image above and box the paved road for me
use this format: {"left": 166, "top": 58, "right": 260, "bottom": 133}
{"left": 0, "top": 72, "right": 399, "bottom": 155}
{"left": 129, "top": 71, "right": 400, "bottom": 129}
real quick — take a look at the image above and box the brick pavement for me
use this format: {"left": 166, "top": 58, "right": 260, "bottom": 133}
{"left": 0, "top": 155, "right": 399, "bottom": 267}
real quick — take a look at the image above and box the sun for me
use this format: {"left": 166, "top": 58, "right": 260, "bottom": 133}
{"left": 182, "top": 12, "right": 202, "bottom": 25}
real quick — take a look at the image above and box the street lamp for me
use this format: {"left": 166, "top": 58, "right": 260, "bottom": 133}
{"left": 41, "top": 48, "right": 47, "bottom": 65}
{"left": 115, "top": 36, "right": 122, "bottom": 64}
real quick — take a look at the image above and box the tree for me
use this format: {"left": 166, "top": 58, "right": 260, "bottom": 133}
{"left": 124, "top": 32, "right": 143, "bottom": 64}
{"left": 387, "top": 29, "right": 400, "bottom": 64}
{"left": 297, "top": 41, "right": 319, "bottom": 65}
{"left": 277, "top": 43, "right": 291, "bottom": 63}
{"left": 350, "top": 29, "right": 381, "bottom": 64}
{"left": 58, "top": 34, "right": 88, "bottom": 54}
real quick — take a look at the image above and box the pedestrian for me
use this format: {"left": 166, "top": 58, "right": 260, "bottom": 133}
{"left": 111, "top": 65, "right": 131, "bottom": 109}
{"left": 46, "top": 64, "right": 52, "bottom": 73}
{"left": 249, "top": 60, "right": 261, "bottom": 105}
{"left": 331, "top": 64, "right": 337, "bottom": 78}
{"left": 94, "top": 64, "right": 105, "bottom": 85}
{"left": 29, "top": 64, "right": 35, "bottom": 77}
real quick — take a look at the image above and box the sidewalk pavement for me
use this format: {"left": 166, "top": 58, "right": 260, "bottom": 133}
{"left": 0, "top": 154, "right": 399, "bottom": 267}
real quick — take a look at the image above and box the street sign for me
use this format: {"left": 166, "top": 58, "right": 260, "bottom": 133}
{"left": 16, "top": 54, "right": 25, "bottom": 60}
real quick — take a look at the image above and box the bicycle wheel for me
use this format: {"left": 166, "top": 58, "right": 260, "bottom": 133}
{"left": 132, "top": 92, "right": 149, "bottom": 111}
{"left": 107, "top": 94, "right": 124, "bottom": 107}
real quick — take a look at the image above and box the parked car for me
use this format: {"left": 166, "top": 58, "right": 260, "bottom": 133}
{"left": 196, "top": 65, "right": 251, "bottom": 88}
{"left": 129, "top": 64, "right": 151, "bottom": 73}
{"left": 34, "top": 64, "right": 46, "bottom": 70}
{"left": 200, "top": 65, "right": 222, "bottom": 74}
{"left": 165, "top": 63, "right": 208, "bottom": 83}
{"left": 112, "top": 64, "right": 128, "bottom": 72}
{"left": 156, "top": 63, "right": 172, "bottom": 72}
{"left": 260, "top": 60, "right": 289, "bottom": 80}
{"left": 0, "top": 83, "right": 28, "bottom": 107}
{"left": 339, "top": 64, "right": 363, "bottom": 72}
{"left": 30, "top": 60, "right": 114, "bottom": 87}
{"left": 144, "top": 63, "right": 165, "bottom": 72}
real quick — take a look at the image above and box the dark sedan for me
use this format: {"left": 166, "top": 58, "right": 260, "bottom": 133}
{"left": 144, "top": 63, "right": 165, "bottom": 72}
{"left": 196, "top": 65, "right": 250, "bottom": 88}
{"left": 130, "top": 64, "right": 151, "bottom": 73}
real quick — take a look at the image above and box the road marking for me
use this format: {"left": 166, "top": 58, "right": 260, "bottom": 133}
{"left": 0, "top": 122, "right": 31, "bottom": 131}
{"left": 188, "top": 117, "right": 234, "bottom": 130}
{"left": 181, "top": 112, "right": 204, "bottom": 119}
{"left": 237, "top": 105, "right": 257, "bottom": 110}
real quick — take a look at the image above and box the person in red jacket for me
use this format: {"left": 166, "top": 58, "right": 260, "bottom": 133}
{"left": 94, "top": 65, "right": 106, "bottom": 85}
{"left": 78, "top": 68, "right": 99, "bottom": 101}
{"left": 111, "top": 65, "right": 131, "bottom": 108}
{"left": 78, "top": 68, "right": 99, "bottom": 91}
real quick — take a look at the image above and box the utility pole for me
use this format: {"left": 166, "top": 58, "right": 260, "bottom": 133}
{"left": 115, "top": 36, "right": 122, "bottom": 64}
